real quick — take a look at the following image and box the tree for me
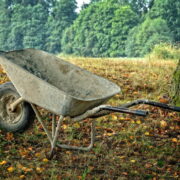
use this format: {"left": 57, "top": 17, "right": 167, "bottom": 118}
{"left": 148, "top": 0, "right": 180, "bottom": 42}
{"left": 81, "top": 0, "right": 102, "bottom": 10}
{"left": 91, "top": 0, "right": 102, "bottom": 2}
{"left": 125, "top": 0, "right": 179, "bottom": 57}
{"left": 6, "top": 4, "right": 25, "bottom": 50}
{"left": 45, "top": 0, "right": 77, "bottom": 53}
{"left": 7, "top": 2, "right": 48, "bottom": 50}
{"left": 0, "top": 0, "right": 74, "bottom": 52}
{"left": 172, "top": 60, "right": 180, "bottom": 106}
{"left": 62, "top": 1, "right": 139, "bottom": 57}
{"left": 0, "top": 0, "right": 50, "bottom": 51}
{"left": 23, "top": 4, "right": 48, "bottom": 50}
{"left": 0, "top": 0, "right": 12, "bottom": 50}
{"left": 125, "top": 17, "right": 173, "bottom": 57}
{"left": 128, "top": 0, "right": 154, "bottom": 15}
{"left": 104, "top": 0, "right": 154, "bottom": 15}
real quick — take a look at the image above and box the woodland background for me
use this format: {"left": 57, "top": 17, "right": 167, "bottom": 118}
{"left": 0, "top": 0, "right": 179, "bottom": 57}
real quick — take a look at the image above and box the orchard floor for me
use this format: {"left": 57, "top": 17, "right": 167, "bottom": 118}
{"left": 0, "top": 57, "right": 179, "bottom": 179}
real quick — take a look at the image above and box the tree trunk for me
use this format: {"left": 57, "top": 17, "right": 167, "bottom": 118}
{"left": 172, "top": 60, "right": 180, "bottom": 106}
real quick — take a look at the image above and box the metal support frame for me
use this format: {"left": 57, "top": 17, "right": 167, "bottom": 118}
{"left": 57, "top": 120, "right": 95, "bottom": 151}
{"left": 29, "top": 103, "right": 149, "bottom": 156}
{"left": 31, "top": 104, "right": 96, "bottom": 158}
{"left": 120, "top": 99, "right": 180, "bottom": 112}
{"left": 52, "top": 114, "right": 56, "bottom": 138}
{"left": 90, "top": 99, "right": 180, "bottom": 118}
{"left": 31, "top": 104, "right": 65, "bottom": 158}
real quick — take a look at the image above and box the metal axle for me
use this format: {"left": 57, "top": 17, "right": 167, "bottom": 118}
{"left": 9, "top": 97, "right": 24, "bottom": 112}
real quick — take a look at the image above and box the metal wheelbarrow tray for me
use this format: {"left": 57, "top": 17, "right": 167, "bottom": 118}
{"left": 0, "top": 48, "right": 121, "bottom": 117}
{"left": 0, "top": 49, "right": 179, "bottom": 159}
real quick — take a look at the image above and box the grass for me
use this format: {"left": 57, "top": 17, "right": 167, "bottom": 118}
{"left": 0, "top": 57, "right": 179, "bottom": 179}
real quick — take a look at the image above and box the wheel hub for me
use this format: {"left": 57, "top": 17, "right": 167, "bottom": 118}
{"left": 0, "top": 94, "right": 23, "bottom": 124}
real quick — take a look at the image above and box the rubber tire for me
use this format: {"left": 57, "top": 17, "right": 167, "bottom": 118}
{"left": 0, "top": 82, "right": 35, "bottom": 132}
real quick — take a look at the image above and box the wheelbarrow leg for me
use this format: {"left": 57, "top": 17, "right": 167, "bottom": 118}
{"left": 52, "top": 114, "right": 56, "bottom": 138}
{"left": 49, "top": 115, "right": 63, "bottom": 159}
{"left": 57, "top": 120, "right": 96, "bottom": 151}
{"left": 31, "top": 104, "right": 64, "bottom": 159}
{"left": 31, "top": 104, "right": 53, "bottom": 143}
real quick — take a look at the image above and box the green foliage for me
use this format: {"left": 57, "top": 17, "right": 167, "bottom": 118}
{"left": 23, "top": 4, "right": 48, "bottom": 49}
{"left": 148, "top": 0, "right": 180, "bottom": 42}
{"left": 62, "top": 0, "right": 178, "bottom": 57}
{"left": 125, "top": 18, "right": 173, "bottom": 57}
{"left": 90, "top": 0, "right": 153, "bottom": 15}
{"left": 45, "top": 0, "right": 77, "bottom": 53}
{"left": 127, "top": 0, "right": 154, "bottom": 15}
{"left": 149, "top": 43, "right": 180, "bottom": 60}
{"left": 125, "top": 0, "right": 179, "bottom": 57}
{"left": 62, "top": 1, "right": 139, "bottom": 57}
{"left": 0, "top": 0, "right": 76, "bottom": 52}
{"left": 0, "top": 0, "right": 179, "bottom": 57}
{"left": 0, "top": 0, "right": 12, "bottom": 50}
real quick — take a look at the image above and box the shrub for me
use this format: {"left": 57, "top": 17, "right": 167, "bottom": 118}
{"left": 148, "top": 43, "right": 180, "bottom": 60}
{"left": 125, "top": 18, "right": 173, "bottom": 57}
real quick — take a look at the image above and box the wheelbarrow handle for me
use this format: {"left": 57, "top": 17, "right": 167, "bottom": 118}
{"left": 101, "top": 106, "right": 148, "bottom": 117}
{"left": 120, "top": 99, "right": 180, "bottom": 112}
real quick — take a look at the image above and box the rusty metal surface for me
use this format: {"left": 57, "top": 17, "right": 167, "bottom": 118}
{"left": 0, "top": 49, "right": 120, "bottom": 116}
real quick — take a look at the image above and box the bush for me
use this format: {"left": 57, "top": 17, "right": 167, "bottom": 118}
{"left": 148, "top": 43, "right": 180, "bottom": 60}
{"left": 125, "top": 18, "right": 173, "bottom": 57}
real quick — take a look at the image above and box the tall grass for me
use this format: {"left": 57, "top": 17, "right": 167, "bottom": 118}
{"left": 147, "top": 43, "right": 180, "bottom": 60}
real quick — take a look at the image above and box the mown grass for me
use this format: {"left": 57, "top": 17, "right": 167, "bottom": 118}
{"left": 0, "top": 57, "right": 179, "bottom": 179}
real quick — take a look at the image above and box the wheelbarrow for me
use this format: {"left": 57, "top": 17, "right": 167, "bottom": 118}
{"left": 0, "top": 49, "right": 179, "bottom": 159}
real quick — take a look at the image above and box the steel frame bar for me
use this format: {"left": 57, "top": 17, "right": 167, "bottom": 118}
{"left": 31, "top": 104, "right": 53, "bottom": 143}
{"left": 57, "top": 120, "right": 95, "bottom": 151}
{"left": 49, "top": 115, "right": 63, "bottom": 158}
{"left": 9, "top": 97, "right": 24, "bottom": 111}
{"left": 90, "top": 99, "right": 180, "bottom": 118}
{"left": 120, "top": 99, "right": 180, "bottom": 112}
{"left": 31, "top": 104, "right": 96, "bottom": 159}
{"left": 52, "top": 114, "right": 56, "bottom": 138}
{"left": 30, "top": 100, "right": 180, "bottom": 158}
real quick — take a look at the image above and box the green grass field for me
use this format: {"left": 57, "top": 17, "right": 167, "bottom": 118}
{"left": 0, "top": 57, "right": 179, "bottom": 179}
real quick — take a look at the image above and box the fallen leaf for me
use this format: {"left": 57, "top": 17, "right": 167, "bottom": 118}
{"left": 7, "top": 166, "right": 15, "bottom": 173}
{"left": 111, "top": 115, "right": 117, "bottom": 120}
{"left": 119, "top": 117, "right": 125, "bottom": 120}
{"left": 21, "top": 166, "right": 32, "bottom": 172}
{"left": 42, "top": 158, "right": 49, "bottom": 163}
{"left": 171, "top": 138, "right": 178, "bottom": 143}
{"left": 130, "top": 136, "right": 134, "bottom": 140}
{"left": 160, "top": 120, "right": 167, "bottom": 128}
{"left": 73, "top": 123, "right": 80, "bottom": 129}
{"left": 36, "top": 167, "right": 44, "bottom": 173}
{"left": 6, "top": 133, "right": 14, "bottom": 141}
{"left": 62, "top": 124, "right": 68, "bottom": 130}
{"left": 119, "top": 156, "right": 125, "bottom": 159}
{"left": 130, "top": 160, "right": 136, "bottom": 163}
{"left": 19, "top": 175, "right": 25, "bottom": 179}
{"left": 144, "top": 132, "right": 150, "bottom": 136}
{"left": 35, "top": 152, "right": 41, "bottom": 157}
{"left": 0, "top": 160, "right": 7, "bottom": 165}
{"left": 122, "top": 172, "right": 128, "bottom": 175}
{"left": 136, "top": 120, "right": 141, "bottom": 124}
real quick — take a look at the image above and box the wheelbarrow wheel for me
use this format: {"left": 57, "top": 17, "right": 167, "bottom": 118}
{"left": 0, "top": 82, "right": 35, "bottom": 132}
